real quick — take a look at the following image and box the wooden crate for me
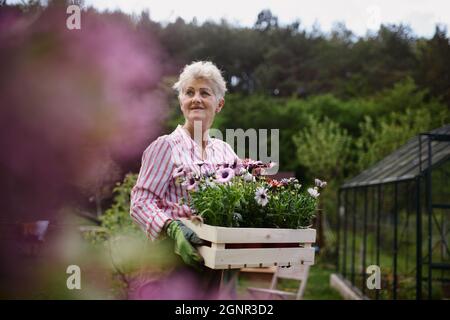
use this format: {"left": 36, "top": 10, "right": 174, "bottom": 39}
{"left": 180, "top": 218, "right": 316, "bottom": 270}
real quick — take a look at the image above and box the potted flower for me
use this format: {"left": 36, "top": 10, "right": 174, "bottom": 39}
{"left": 176, "top": 159, "right": 326, "bottom": 269}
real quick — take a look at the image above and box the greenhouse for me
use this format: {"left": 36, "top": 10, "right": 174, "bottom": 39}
{"left": 336, "top": 124, "right": 450, "bottom": 299}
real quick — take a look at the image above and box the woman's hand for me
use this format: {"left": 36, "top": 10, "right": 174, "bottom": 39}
{"left": 165, "top": 220, "right": 205, "bottom": 269}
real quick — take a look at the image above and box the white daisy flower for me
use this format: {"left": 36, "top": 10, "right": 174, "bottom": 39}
{"left": 255, "top": 187, "right": 269, "bottom": 206}
{"left": 243, "top": 172, "right": 255, "bottom": 182}
{"left": 314, "top": 178, "right": 327, "bottom": 188}
{"left": 307, "top": 187, "right": 320, "bottom": 198}
{"left": 205, "top": 178, "right": 217, "bottom": 188}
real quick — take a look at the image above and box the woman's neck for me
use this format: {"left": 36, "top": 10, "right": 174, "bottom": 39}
{"left": 182, "top": 123, "right": 207, "bottom": 150}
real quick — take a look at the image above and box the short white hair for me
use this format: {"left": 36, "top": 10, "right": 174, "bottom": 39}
{"left": 172, "top": 61, "right": 227, "bottom": 100}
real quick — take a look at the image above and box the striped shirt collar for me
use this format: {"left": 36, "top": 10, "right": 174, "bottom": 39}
{"left": 174, "top": 124, "right": 214, "bottom": 150}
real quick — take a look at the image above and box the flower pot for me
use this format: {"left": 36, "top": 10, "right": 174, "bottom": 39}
{"left": 180, "top": 218, "right": 316, "bottom": 270}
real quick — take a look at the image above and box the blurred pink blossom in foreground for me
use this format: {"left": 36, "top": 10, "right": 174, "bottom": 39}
{"left": 128, "top": 267, "right": 231, "bottom": 300}
{"left": 0, "top": 4, "right": 170, "bottom": 297}
{"left": 0, "top": 5, "right": 168, "bottom": 221}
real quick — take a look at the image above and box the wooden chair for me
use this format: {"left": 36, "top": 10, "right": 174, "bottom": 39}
{"left": 247, "top": 264, "right": 310, "bottom": 300}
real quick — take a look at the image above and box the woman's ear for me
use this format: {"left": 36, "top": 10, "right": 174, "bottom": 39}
{"left": 216, "top": 98, "right": 225, "bottom": 113}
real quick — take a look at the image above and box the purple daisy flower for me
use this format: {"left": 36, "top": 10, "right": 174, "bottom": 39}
{"left": 215, "top": 167, "right": 235, "bottom": 184}
{"left": 172, "top": 165, "right": 185, "bottom": 178}
{"left": 182, "top": 176, "right": 198, "bottom": 191}
{"left": 229, "top": 159, "right": 244, "bottom": 175}
{"left": 194, "top": 161, "right": 206, "bottom": 174}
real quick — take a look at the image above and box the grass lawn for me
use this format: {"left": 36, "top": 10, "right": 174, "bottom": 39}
{"left": 236, "top": 259, "right": 342, "bottom": 300}
{"left": 302, "top": 263, "right": 343, "bottom": 300}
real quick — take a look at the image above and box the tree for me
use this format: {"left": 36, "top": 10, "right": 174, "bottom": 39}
{"left": 293, "top": 116, "right": 353, "bottom": 250}
{"left": 415, "top": 25, "right": 450, "bottom": 106}
{"left": 356, "top": 107, "right": 449, "bottom": 171}
{"left": 293, "top": 116, "right": 352, "bottom": 181}
{"left": 254, "top": 9, "right": 278, "bottom": 31}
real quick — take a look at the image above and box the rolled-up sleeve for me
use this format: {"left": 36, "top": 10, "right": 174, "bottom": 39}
{"left": 130, "top": 137, "right": 174, "bottom": 241}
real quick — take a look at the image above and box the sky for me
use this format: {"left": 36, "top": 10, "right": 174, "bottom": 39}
{"left": 6, "top": 0, "right": 450, "bottom": 37}
{"left": 79, "top": 0, "right": 450, "bottom": 37}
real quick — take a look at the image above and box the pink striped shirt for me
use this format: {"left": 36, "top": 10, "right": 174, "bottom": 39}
{"left": 130, "top": 125, "right": 239, "bottom": 241}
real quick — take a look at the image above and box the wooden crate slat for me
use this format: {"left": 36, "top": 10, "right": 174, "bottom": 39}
{"left": 180, "top": 218, "right": 316, "bottom": 243}
{"left": 198, "top": 246, "right": 315, "bottom": 270}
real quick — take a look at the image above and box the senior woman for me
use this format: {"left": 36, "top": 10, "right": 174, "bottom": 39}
{"left": 130, "top": 61, "right": 239, "bottom": 298}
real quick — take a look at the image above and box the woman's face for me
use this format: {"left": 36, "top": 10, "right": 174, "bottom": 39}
{"left": 179, "top": 78, "right": 224, "bottom": 130}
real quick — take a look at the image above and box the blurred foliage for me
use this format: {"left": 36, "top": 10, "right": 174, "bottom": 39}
{"left": 84, "top": 173, "right": 140, "bottom": 244}
{"left": 81, "top": 173, "right": 180, "bottom": 298}
{"left": 98, "top": 173, "right": 140, "bottom": 236}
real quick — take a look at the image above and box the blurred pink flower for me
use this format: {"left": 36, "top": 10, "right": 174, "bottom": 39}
{"left": 0, "top": 6, "right": 169, "bottom": 222}
{"left": 128, "top": 268, "right": 222, "bottom": 300}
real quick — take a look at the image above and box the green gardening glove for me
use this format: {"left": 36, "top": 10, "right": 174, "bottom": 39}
{"left": 165, "top": 220, "right": 205, "bottom": 268}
